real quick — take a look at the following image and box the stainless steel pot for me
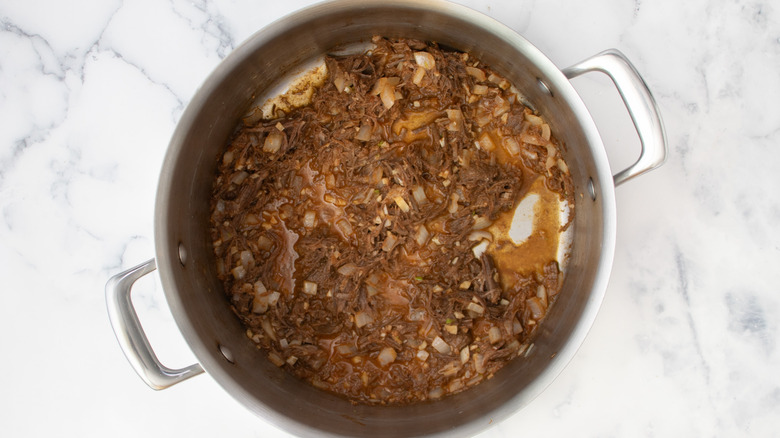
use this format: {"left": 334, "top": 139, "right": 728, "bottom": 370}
{"left": 106, "top": 1, "right": 666, "bottom": 436}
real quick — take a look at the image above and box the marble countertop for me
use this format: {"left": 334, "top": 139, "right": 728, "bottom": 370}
{"left": 1, "top": 0, "right": 778, "bottom": 436}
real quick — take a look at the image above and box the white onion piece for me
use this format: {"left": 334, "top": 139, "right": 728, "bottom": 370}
{"left": 488, "top": 326, "right": 503, "bottom": 344}
{"left": 355, "top": 311, "right": 374, "bottom": 328}
{"left": 472, "top": 84, "right": 488, "bottom": 95}
{"left": 415, "top": 225, "right": 430, "bottom": 246}
{"left": 336, "top": 218, "right": 354, "bottom": 237}
{"left": 466, "top": 66, "right": 486, "bottom": 81}
{"left": 541, "top": 123, "right": 551, "bottom": 141}
{"left": 473, "top": 353, "right": 486, "bottom": 374}
{"left": 414, "top": 51, "right": 435, "bottom": 70}
{"left": 231, "top": 171, "right": 249, "bottom": 185}
{"left": 263, "top": 132, "right": 283, "bottom": 153}
{"left": 380, "top": 84, "right": 396, "bottom": 109}
{"left": 412, "top": 67, "right": 426, "bottom": 85}
{"left": 527, "top": 297, "right": 545, "bottom": 319}
{"left": 231, "top": 265, "right": 246, "bottom": 280}
{"left": 429, "top": 387, "right": 444, "bottom": 399}
{"left": 261, "top": 317, "right": 276, "bottom": 341}
{"left": 377, "top": 347, "right": 397, "bottom": 366}
{"left": 412, "top": 185, "right": 429, "bottom": 206}
{"left": 336, "top": 344, "right": 356, "bottom": 355}
{"left": 355, "top": 123, "right": 372, "bottom": 141}
{"left": 472, "top": 215, "right": 492, "bottom": 230}
{"left": 239, "top": 250, "right": 255, "bottom": 268}
{"left": 460, "top": 346, "right": 470, "bottom": 364}
{"left": 468, "top": 230, "right": 493, "bottom": 242}
{"left": 432, "top": 336, "right": 451, "bottom": 354}
{"left": 366, "top": 283, "right": 379, "bottom": 297}
{"left": 439, "top": 361, "right": 462, "bottom": 376}
{"left": 503, "top": 136, "right": 521, "bottom": 157}
{"left": 466, "top": 302, "right": 484, "bottom": 314}
{"left": 448, "top": 193, "right": 459, "bottom": 213}
{"left": 525, "top": 113, "right": 544, "bottom": 126}
{"left": 222, "top": 150, "right": 234, "bottom": 165}
{"left": 394, "top": 196, "right": 411, "bottom": 213}
{"left": 416, "top": 350, "right": 429, "bottom": 361}
{"left": 254, "top": 281, "right": 267, "bottom": 295}
{"left": 382, "top": 232, "right": 397, "bottom": 252}
{"left": 303, "top": 210, "right": 316, "bottom": 228}
{"left": 303, "top": 281, "right": 318, "bottom": 296}
{"left": 338, "top": 263, "right": 358, "bottom": 276}
{"left": 475, "top": 132, "right": 496, "bottom": 151}
{"left": 446, "top": 108, "right": 463, "bottom": 131}
{"left": 267, "top": 352, "right": 285, "bottom": 367}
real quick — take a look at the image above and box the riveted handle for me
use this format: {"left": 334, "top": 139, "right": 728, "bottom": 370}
{"left": 105, "top": 259, "right": 204, "bottom": 390}
{"left": 563, "top": 49, "right": 667, "bottom": 186}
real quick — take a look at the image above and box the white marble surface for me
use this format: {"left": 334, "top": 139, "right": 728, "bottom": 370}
{"left": 1, "top": 0, "right": 778, "bottom": 436}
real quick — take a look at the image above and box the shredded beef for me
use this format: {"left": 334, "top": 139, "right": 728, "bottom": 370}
{"left": 209, "top": 36, "right": 574, "bottom": 404}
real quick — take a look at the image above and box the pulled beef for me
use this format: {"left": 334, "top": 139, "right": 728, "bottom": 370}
{"left": 209, "top": 37, "right": 574, "bottom": 404}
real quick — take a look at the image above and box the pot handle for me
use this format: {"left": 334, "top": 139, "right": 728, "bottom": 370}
{"left": 105, "top": 258, "right": 204, "bottom": 390}
{"left": 562, "top": 49, "right": 667, "bottom": 186}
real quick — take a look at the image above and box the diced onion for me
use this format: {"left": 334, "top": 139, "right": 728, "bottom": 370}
{"left": 415, "top": 225, "right": 430, "bottom": 246}
{"left": 355, "top": 311, "right": 374, "bottom": 328}
{"left": 527, "top": 297, "right": 546, "bottom": 319}
{"left": 231, "top": 171, "right": 249, "bottom": 185}
{"left": 417, "top": 350, "right": 429, "bottom": 361}
{"left": 338, "top": 263, "right": 358, "bottom": 276}
{"left": 488, "top": 326, "right": 503, "bottom": 344}
{"left": 263, "top": 132, "right": 283, "bottom": 153}
{"left": 239, "top": 250, "right": 255, "bottom": 268}
{"left": 525, "top": 113, "right": 544, "bottom": 126}
{"left": 267, "top": 352, "right": 285, "bottom": 367}
{"left": 432, "top": 336, "right": 451, "bottom": 354}
{"left": 475, "top": 132, "right": 496, "bottom": 151}
{"left": 472, "top": 215, "right": 492, "bottom": 230}
{"left": 439, "top": 361, "right": 461, "bottom": 376}
{"left": 222, "top": 150, "right": 234, "bottom": 166}
{"left": 460, "top": 346, "right": 470, "bottom": 364}
{"left": 356, "top": 124, "right": 372, "bottom": 141}
{"left": 303, "top": 210, "right": 316, "bottom": 228}
{"left": 466, "top": 302, "right": 484, "bottom": 314}
{"left": 382, "top": 232, "right": 397, "bottom": 252}
{"left": 231, "top": 265, "right": 246, "bottom": 280}
{"left": 472, "top": 84, "right": 488, "bottom": 95}
{"left": 414, "top": 51, "right": 436, "bottom": 70}
{"left": 336, "top": 218, "right": 354, "bottom": 237}
{"left": 473, "top": 353, "right": 486, "bottom": 374}
{"left": 468, "top": 230, "right": 493, "bottom": 242}
{"left": 261, "top": 317, "right": 276, "bottom": 341}
{"left": 446, "top": 108, "right": 463, "bottom": 131}
{"left": 503, "top": 136, "right": 521, "bottom": 157}
{"left": 541, "top": 123, "right": 551, "bottom": 141}
{"left": 336, "top": 344, "right": 356, "bottom": 355}
{"left": 466, "top": 66, "right": 486, "bottom": 81}
{"left": 412, "top": 185, "right": 429, "bottom": 206}
{"left": 444, "top": 324, "right": 457, "bottom": 335}
{"left": 254, "top": 281, "right": 267, "bottom": 295}
{"left": 303, "top": 281, "right": 318, "bottom": 296}
{"left": 394, "top": 196, "right": 411, "bottom": 213}
{"left": 380, "top": 84, "right": 396, "bottom": 109}
{"left": 412, "top": 67, "right": 426, "bottom": 85}
{"left": 377, "top": 347, "right": 397, "bottom": 366}
{"left": 429, "top": 387, "right": 444, "bottom": 399}
{"left": 448, "top": 193, "right": 459, "bottom": 214}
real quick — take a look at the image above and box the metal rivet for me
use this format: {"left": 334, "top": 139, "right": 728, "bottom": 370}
{"left": 219, "top": 344, "right": 235, "bottom": 364}
{"left": 537, "top": 78, "right": 553, "bottom": 96}
{"left": 178, "top": 242, "right": 187, "bottom": 266}
{"left": 587, "top": 178, "right": 597, "bottom": 201}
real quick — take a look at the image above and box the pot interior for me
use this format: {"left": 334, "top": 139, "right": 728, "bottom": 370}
{"left": 155, "top": 1, "right": 615, "bottom": 437}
